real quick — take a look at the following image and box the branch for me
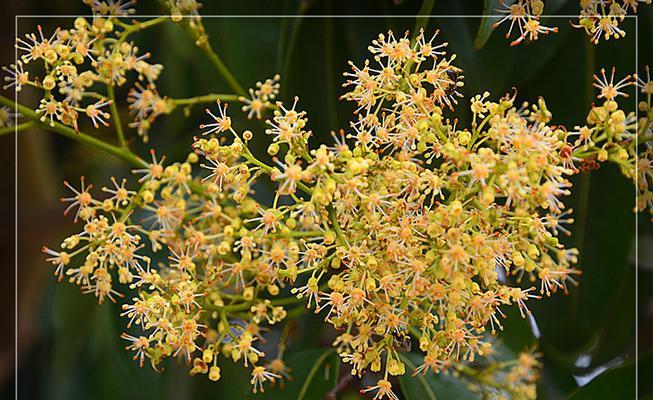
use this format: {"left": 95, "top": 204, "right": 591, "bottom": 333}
{"left": 107, "top": 83, "right": 127, "bottom": 148}
{"left": 169, "top": 93, "right": 239, "bottom": 107}
{"left": 0, "top": 95, "right": 146, "bottom": 168}
{"left": 159, "top": 4, "right": 246, "bottom": 96}
{"left": 0, "top": 121, "right": 35, "bottom": 136}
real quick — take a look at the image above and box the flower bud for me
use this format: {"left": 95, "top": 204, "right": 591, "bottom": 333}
{"left": 267, "top": 143, "right": 280, "bottom": 156}
{"left": 42, "top": 75, "right": 56, "bottom": 90}
{"left": 268, "top": 284, "right": 280, "bottom": 296}
{"left": 458, "top": 130, "right": 471, "bottom": 146}
{"left": 512, "top": 251, "right": 525, "bottom": 267}
{"left": 203, "top": 349, "right": 214, "bottom": 363}
{"left": 208, "top": 366, "right": 221, "bottom": 381}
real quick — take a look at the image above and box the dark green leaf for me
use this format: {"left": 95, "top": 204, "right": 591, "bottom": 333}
{"left": 568, "top": 354, "right": 653, "bottom": 400}
{"left": 258, "top": 348, "right": 339, "bottom": 400}
{"left": 474, "top": 0, "right": 501, "bottom": 50}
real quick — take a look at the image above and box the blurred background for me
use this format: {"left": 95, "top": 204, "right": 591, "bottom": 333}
{"left": 1, "top": 0, "right": 652, "bottom": 399}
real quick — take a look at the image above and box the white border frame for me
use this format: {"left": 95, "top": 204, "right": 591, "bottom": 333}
{"left": 12, "top": 12, "right": 640, "bottom": 400}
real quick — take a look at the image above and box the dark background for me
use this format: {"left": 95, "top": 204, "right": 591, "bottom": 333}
{"left": 1, "top": 0, "right": 652, "bottom": 399}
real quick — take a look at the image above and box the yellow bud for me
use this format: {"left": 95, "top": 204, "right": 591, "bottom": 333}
{"left": 512, "top": 251, "right": 525, "bottom": 267}
{"left": 203, "top": 349, "right": 213, "bottom": 363}
{"left": 268, "top": 284, "right": 280, "bottom": 296}
{"left": 42, "top": 75, "right": 56, "bottom": 90}
{"left": 449, "top": 200, "right": 463, "bottom": 218}
{"left": 597, "top": 148, "right": 608, "bottom": 162}
{"left": 531, "top": 0, "right": 544, "bottom": 15}
{"left": 74, "top": 17, "right": 87, "bottom": 30}
{"left": 458, "top": 131, "right": 471, "bottom": 146}
{"left": 348, "top": 159, "right": 363, "bottom": 175}
{"left": 416, "top": 118, "right": 430, "bottom": 132}
{"left": 243, "top": 287, "right": 254, "bottom": 301}
{"left": 365, "top": 277, "right": 376, "bottom": 291}
{"left": 419, "top": 336, "right": 430, "bottom": 352}
{"left": 481, "top": 188, "right": 495, "bottom": 205}
{"left": 616, "top": 148, "right": 629, "bottom": 161}
{"left": 217, "top": 241, "right": 231, "bottom": 255}
{"left": 102, "top": 199, "right": 114, "bottom": 212}
{"left": 267, "top": 143, "right": 280, "bottom": 156}
{"left": 187, "top": 152, "right": 199, "bottom": 163}
{"left": 527, "top": 244, "right": 540, "bottom": 259}
{"left": 141, "top": 190, "right": 154, "bottom": 204}
{"left": 324, "top": 231, "right": 336, "bottom": 245}
{"left": 324, "top": 178, "right": 337, "bottom": 194}
{"left": 44, "top": 49, "right": 58, "bottom": 64}
{"left": 208, "top": 366, "right": 221, "bottom": 381}
{"left": 388, "top": 359, "right": 406, "bottom": 376}
{"left": 605, "top": 100, "right": 618, "bottom": 112}
{"left": 103, "top": 20, "right": 114, "bottom": 32}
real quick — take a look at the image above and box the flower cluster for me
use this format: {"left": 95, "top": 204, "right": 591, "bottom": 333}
{"left": 560, "top": 66, "right": 651, "bottom": 215}
{"left": 573, "top": 0, "right": 651, "bottom": 43}
{"left": 7, "top": 3, "right": 280, "bottom": 143}
{"left": 306, "top": 30, "right": 579, "bottom": 400}
{"left": 83, "top": 0, "right": 136, "bottom": 16}
{"left": 8, "top": 17, "right": 164, "bottom": 135}
{"left": 239, "top": 74, "right": 280, "bottom": 119}
{"left": 493, "top": 0, "right": 650, "bottom": 45}
{"left": 43, "top": 147, "right": 292, "bottom": 386}
{"left": 463, "top": 346, "right": 542, "bottom": 399}
{"left": 493, "top": 0, "right": 557, "bottom": 46}
{"left": 34, "top": 21, "right": 648, "bottom": 400}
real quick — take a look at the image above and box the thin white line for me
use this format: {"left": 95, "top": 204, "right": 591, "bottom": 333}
{"left": 14, "top": 13, "right": 18, "bottom": 400}
{"left": 635, "top": 43, "right": 640, "bottom": 400}
{"left": 13, "top": 14, "right": 640, "bottom": 18}
{"left": 12, "top": 10, "right": 642, "bottom": 398}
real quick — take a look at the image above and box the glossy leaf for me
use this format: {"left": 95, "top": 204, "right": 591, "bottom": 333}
{"left": 259, "top": 348, "right": 340, "bottom": 400}
{"left": 567, "top": 354, "right": 653, "bottom": 399}
{"left": 474, "top": 0, "right": 501, "bottom": 50}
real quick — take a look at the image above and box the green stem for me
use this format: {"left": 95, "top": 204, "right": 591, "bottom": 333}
{"left": 266, "top": 230, "right": 324, "bottom": 239}
{"left": 242, "top": 148, "right": 314, "bottom": 195}
{"left": 0, "top": 95, "right": 146, "bottom": 168}
{"left": 0, "top": 121, "right": 35, "bottom": 136}
{"left": 297, "top": 350, "right": 335, "bottom": 400}
{"left": 198, "top": 42, "right": 246, "bottom": 97}
{"left": 116, "top": 16, "right": 168, "bottom": 46}
{"left": 327, "top": 205, "right": 347, "bottom": 245}
{"left": 158, "top": 1, "right": 245, "bottom": 96}
{"left": 169, "top": 93, "right": 239, "bottom": 106}
{"left": 107, "top": 83, "right": 127, "bottom": 149}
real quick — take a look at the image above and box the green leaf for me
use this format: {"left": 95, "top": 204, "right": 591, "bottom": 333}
{"left": 474, "top": 0, "right": 501, "bottom": 50}
{"left": 567, "top": 354, "right": 653, "bottom": 399}
{"left": 258, "top": 348, "right": 339, "bottom": 400}
{"left": 398, "top": 353, "right": 478, "bottom": 400}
